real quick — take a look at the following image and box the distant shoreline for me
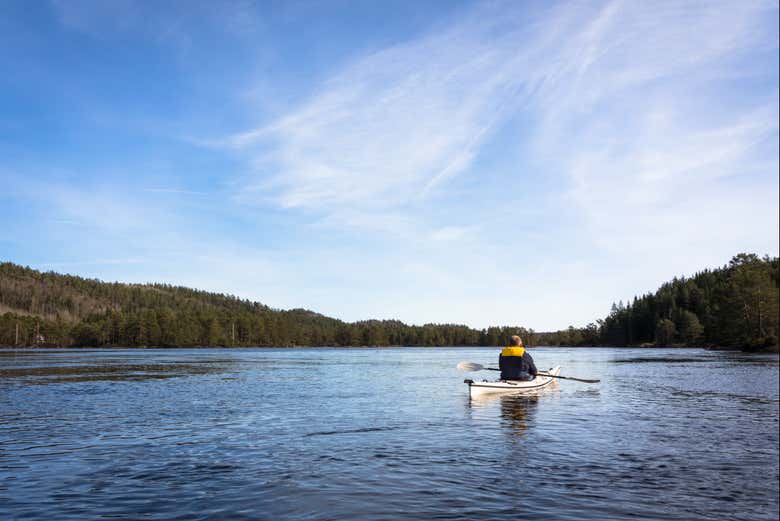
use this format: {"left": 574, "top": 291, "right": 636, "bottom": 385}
{"left": 3, "top": 344, "right": 778, "bottom": 353}
{"left": 3, "top": 255, "right": 778, "bottom": 354}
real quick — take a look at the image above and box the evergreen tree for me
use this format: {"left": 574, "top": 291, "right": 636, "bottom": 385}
{"left": 655, "top": 318, "right": 677, "bottom": 346}
{"left": 677, "top": 310, "right": 703, "bottom": 345}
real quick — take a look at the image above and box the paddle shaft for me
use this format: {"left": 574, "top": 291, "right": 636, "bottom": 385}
{"left": 480, "top": 367, "right": 600, "bottom": 383}
{"left": 539, "top": 373, "right": 600, "bottom": 384}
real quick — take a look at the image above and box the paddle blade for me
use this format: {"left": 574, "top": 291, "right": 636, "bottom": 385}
{"left": 457, "top": 361, "right": 484, "bottom": 372}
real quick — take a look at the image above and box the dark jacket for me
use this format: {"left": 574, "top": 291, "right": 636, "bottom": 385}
{"left": 499, "top": 350, "right": 538, "bottom": 381}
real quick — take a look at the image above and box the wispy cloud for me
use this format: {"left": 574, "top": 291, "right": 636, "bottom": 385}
{"left": 532, "top": 1, "right": 779, "bottom": 270}
{"left": 40, "top": 258, "right": 147, "bottom": 268}
{"left": 143, "top": 188, "right": 208, "bottom": 196}
{"left": 216, "top": 0, "right": 778, "bottom": 328}
{"left": 6, "top": 175, "right": 181, "bottom": 240}
{"left": 430, "top": 226, "right": 475, "bottom": 242}
{"left": 228, "top": 1, "right": 537, "bottom": 211}
{"left": 228, "top": 0, "right": 777, "bottom": 216}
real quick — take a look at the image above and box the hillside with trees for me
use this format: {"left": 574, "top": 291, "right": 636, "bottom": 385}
{"left": 0, "top": 261, "right": 534, "bottom": 348}
{"left": 0, "top": 254, "right": 777, "bottom": 351}
{"left": 536, "top": 254, "right": 779, "bottom": 352}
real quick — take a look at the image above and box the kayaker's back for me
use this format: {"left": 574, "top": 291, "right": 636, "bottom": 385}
{"left": 499, "top": 344, "right": 538, "bottom": 381}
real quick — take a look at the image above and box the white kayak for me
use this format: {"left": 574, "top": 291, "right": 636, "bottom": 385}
{"left": 464, "top": 366, "right": 561, "bottom": 397}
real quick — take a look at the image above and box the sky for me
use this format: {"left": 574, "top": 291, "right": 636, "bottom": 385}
{"left": 1, "top": 0, "right": 778, "bottom": 331}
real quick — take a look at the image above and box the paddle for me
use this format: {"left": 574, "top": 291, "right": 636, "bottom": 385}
{"left": 456, "top": 361, "right": 600, "bottom": 383}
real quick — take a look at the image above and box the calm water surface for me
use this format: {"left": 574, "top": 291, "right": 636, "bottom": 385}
{"left": 1, "top": 347, "right": 778, "bottom": 520}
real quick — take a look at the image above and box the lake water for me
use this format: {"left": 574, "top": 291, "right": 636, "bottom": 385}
{"left": 1, "top": 347, "right": 778, "bottom": 521}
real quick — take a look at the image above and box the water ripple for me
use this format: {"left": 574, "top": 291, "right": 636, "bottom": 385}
{"left": 0, "top": 347, "right": 777, "bottom": 521}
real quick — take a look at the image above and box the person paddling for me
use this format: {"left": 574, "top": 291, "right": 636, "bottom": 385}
{"left": 499, "top": 335, "right": 538, "bottom": 381}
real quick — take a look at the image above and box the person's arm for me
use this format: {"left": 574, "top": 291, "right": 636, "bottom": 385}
{"left": 526, "top": 354, "right": 538, "bottom": 377}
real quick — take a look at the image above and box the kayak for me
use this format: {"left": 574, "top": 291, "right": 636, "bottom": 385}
{"left": 464, "top": 366, "right": 561, "bottom": 397}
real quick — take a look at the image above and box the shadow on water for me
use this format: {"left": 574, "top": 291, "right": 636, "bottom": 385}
{"left": 0, "top": 363, "right": 227, "bottom": 384}
{"left": 613, "top": 352, "right": 779, "bottom": 365}
{"left": 613, "top": 357, "right": 709, "bottom": 364}
{"left": 304, "top": 426, "right": 402, "bottom": 437}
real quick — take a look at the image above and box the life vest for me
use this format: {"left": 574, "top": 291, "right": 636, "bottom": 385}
{"left": 499, "top": 345, "right": 535, "bottom": 381}
{"left": 501, "top": 346, "right": 525, "bottom": 357}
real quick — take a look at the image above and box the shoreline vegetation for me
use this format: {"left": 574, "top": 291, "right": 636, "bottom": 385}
{"left": 1, "top": 254, "right": 777, "bottom": 353}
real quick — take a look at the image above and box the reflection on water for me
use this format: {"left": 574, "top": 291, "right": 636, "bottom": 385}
{"left": 467, "top": 382, "right": 560, "bottom": 436}
{"left": 499, "top": 394, "right": 539, "bottom": 435}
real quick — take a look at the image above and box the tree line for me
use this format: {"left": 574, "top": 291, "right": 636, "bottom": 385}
{"left": 0, "top": 253, "right": 777, "bottom": 351}
{"left": 0, "top": 261, "right": 535, "bottom": 348}
{"left": 535, "top": 253, "right": 778, "bottom": 351}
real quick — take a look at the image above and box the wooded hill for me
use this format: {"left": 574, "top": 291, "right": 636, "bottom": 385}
{"left": 1, "top": 253, "right": 777, "bottom": 351}
{"left": 538, "top": 253, "right": 778, "bottom": 351}
{"left": 0, "top": 261, "right": 532, "bottom": 348}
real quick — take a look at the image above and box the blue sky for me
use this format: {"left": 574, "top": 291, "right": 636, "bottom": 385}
{"left": 1, "top": 0, "right": 778, "bottom": 330}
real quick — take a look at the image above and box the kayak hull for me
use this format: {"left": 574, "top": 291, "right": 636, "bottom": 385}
{"left": 465, "top": 366, "right": 561, "bottom": 397}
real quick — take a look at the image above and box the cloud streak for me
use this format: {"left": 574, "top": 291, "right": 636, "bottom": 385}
{"left": 230, "top": 0, "right": 777, "bottom": 214}
{"left": 217, "top": 0, "right": 778, "bottom": 328}
{"left": 229, "top": 1, "right": 537, "bottom": 211}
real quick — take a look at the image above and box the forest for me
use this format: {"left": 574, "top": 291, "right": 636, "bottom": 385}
{"left": 1, "top": 253, "right": 777, "bottom": 351}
